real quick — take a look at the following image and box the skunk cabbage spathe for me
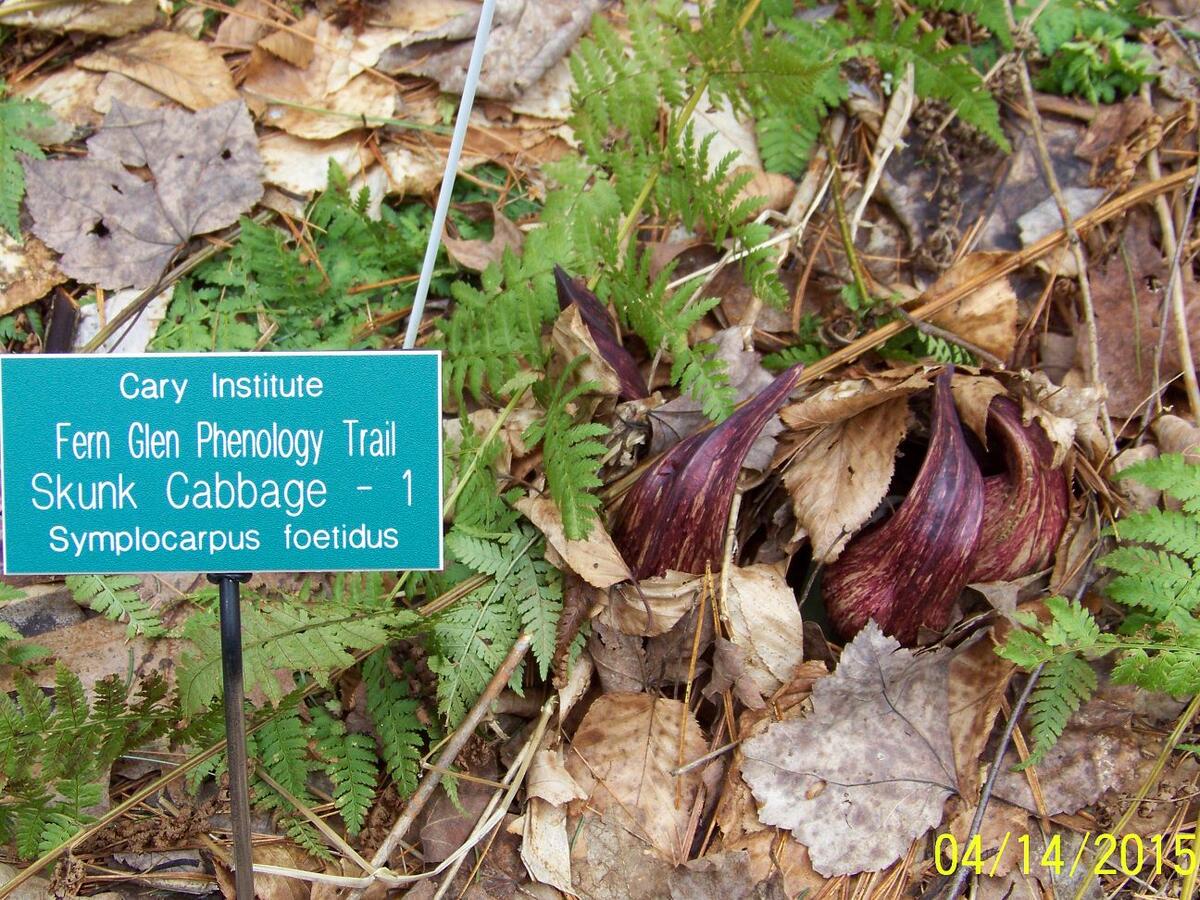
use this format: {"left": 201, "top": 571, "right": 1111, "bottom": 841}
{"left": 554, "top": 266, "right": 649, "bottom": 401}
{"left": 612, "top": 364, "right": 804, "bottom": 580}
{"left": 823, "top": 371, "right": 984, "bottom": 645}
{"left": 968, "top": 396, "right": 1069, "bottom": 583}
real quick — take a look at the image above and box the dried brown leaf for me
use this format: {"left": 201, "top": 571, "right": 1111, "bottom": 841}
{"left": 587, "top": 620, "right": 648, "bottom": 694}
{"left": 77, "top": 32, "right": 238, "bottom": 110}
{"left": 516, "top": 495, "right": 630, "bottom": 589}
{"left": 779, "top": 369, "right": 929, "bottom": 429}
{"left": 1084, "top": 215, "right": 1200, "bottom": 418}
{"left": 783, "top": 396, "right": 908, "bottom": 562}
{"left": 568, "top": 812, "right": 674, "bottom": 900}
{"left": 522, "top": 798, "right": 573, "bottom": 893}
{"left": 950, "top": 374, "right": 1007, "bottom": 445}
{"left": 444, "top": 205, "right": 523, "bottom": 272}
{"left": 993, "top": 679, "right": 1149, "bottom": 816}
{"left": 257, "top": 14, "right": 318, "bottom": 68}
{"left": 403, "top": 0, "right": 604, "bottom": 100}
{"left": 947, "top": 636, "right": 1016, "bottom": 798}
{"left": 606, "top": 571, "right": 701, "bottom": 637}
{"left": 741, "top": 623, "right": 957, "bottom": 876}
{"left": 23, "top": 100, "right": 262, "bottom": 290}
{"left": 0, "top": 0, "right": 156, "bottom": 36}
{"left": 551, "top": 303, "right": 625, "bottom": 396}
{"left": 702, "top": 638, "right": 764, "bottom": 709}
{"left": 1154, "top": 413, "right": 1200, "bottom": 460}
{"left": 214, "top": 0, "right": 272, "bottom": 48}
{"left": 528, "top": 748, "right": 587, "bottom": 807}
{"left": 669, "top": 850, "right": 787, "bottom": 900}
{"left": 722, "top": 564, "right": 803, "bottom": 695}
{"left": 566, "top": 692, "right": 708, "bottom": 863}
{"left": 927, "top": 253, "right": 1019, "bottom": 362}
{"left": 0, "top": 234, "right": 64, "bottom": 314}
{"left": 241, "top": 20, "right": 395, "bottom": 140}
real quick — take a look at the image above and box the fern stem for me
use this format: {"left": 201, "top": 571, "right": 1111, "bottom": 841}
{"left": 587, "top": 0, "right": 765, "bottom": 291}
{"left": 822, "top": 128, "right": 872, "bottom": 308}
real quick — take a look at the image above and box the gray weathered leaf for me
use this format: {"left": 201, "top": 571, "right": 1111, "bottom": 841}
{"left": 740, "top": 622, "right": 957, "bottom": 876}
{"left": 23, "top": 100, "right": 262, "bottom": 290}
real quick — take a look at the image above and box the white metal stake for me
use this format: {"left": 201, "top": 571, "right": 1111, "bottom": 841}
{"left": 402, "top": 0, "right": 498, "bottom": 350}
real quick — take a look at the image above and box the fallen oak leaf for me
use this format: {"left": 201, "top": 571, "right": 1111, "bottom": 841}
{"left": 741, "top": 622, "right": 957, "bottom": 877}
{"left": 23, "top": 100, "right": 262, "bottom": 290}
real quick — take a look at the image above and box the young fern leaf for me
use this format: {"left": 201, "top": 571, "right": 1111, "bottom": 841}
{"left": 362, "top": 650, "right": 425, "bottom": 797}
{"left": 606, "top": 252, "right": 734, "bottom": 421}
{"left": 0, "top": 83, "right": 52, "bottom": 238}
{"left": 1019, "top": 653, "right": 1097, "bottom": 769}
{"left": 65, "top": 575, "right": 164, "bottom": 638}
{"left": 312, "top": 708, "right": 378, "bottom": 836}
{"left": 525, "top": 361, "right": 610, "bottom": 541}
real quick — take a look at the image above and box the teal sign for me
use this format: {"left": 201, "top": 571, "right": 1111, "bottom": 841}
{"left": 0, "top": 352, "right": 443, "bottom": 574}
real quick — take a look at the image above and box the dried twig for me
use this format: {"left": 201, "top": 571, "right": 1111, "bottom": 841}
{"left": 1008, "top": 36, "right": 1117, "bottom": 455}
{"left": 1141, "top": 82, "right": 1200, "bottom": 426}
{"left": 942, "top": 663, "right": 1044, "bottom": 900}
{"left": 346, "top": 633, "right": 533, "bottom": 900}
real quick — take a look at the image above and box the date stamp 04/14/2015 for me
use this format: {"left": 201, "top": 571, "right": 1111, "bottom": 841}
{"left": 934, "top": 831, "right": 1200, "bottom": 879}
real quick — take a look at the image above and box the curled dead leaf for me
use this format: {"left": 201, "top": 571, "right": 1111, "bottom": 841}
{"left": 516, "top": 495, "right": 630, "bottom": 589}
{"left": 722, "top": 564, "right": 803, "bottom": 696}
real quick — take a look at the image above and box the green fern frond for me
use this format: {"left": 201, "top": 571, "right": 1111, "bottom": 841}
{"left": 1100, "top": 546, "right": 1199, "bottom": 616}
{"left": 65, "top": 575, "right": 164, "bottom": 638}
{"left": 1112, "top": 507, "right": 1200, "bottom": 560}
{"left": 525, "top": 362, "right": 610, "bottom": 541}
{"left": 0, "top": 83, "right": 52, "bottom": 238}
{"left": 250, "top": 705, "right": 314, "bottom": 813}
{"left": 1019, "top": 653, "right": 1097, "bottom": 769}
{"left": 1113, "top": 453, "right": 1200, "bottom": 514}
{"left": 362, "top": 651, "right": 425, "bottom": 797}
{"left": 311, "top": 708, "right": 378, "bottom": 836}
{"left": 178, "top": 594, "right": 417, "bottom": 715}
{"left": 843, "top": 3, "right": 1008, "bottom": 151}
{"left": 914, "top": 0, "right": 1013, "bottom": 47}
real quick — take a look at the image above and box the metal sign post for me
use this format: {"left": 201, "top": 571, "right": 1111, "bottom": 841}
{"left": 211, "top": 572, "right": 254, "bottom": 897}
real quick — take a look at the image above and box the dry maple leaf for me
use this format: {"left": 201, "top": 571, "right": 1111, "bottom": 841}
{"left": 740, "top": 622, "right": 958, "bottom": 877}
{"left": 23, "top": 100, "right": 262, "bottom": 290}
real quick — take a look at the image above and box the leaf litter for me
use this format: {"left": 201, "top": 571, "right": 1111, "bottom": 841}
{"left": 6, "top": 1, "right": 1200, "bottom": 898}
